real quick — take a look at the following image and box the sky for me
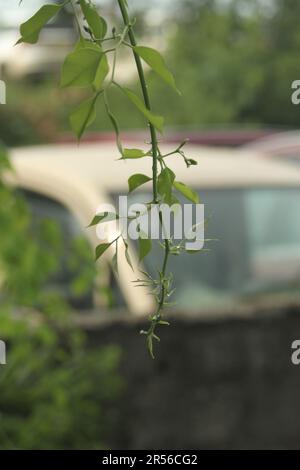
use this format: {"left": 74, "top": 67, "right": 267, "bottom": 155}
{"left": 0, "top": 0, "right": 173, "bottom": 27}
{"left": 0, "top": 0, "right": 275, "bottom": 27}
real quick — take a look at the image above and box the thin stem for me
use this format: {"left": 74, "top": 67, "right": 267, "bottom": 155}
{"left": 157, "top": 238, "right": 170, "bottom": 314}
{"left": 117, "top": 0, "right": 171, "bottom": 355}
{"left": 117, "top": 0, "right": 159, "bottom": 203}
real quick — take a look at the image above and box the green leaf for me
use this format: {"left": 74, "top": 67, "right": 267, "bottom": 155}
{"left": 173, "top": 181, "right": 200, "bottom": 204}
{"left": 88, "top": 212, "right": 118, "bottom": 227}
{"left": 159, "top": 320, "right": 170, "bottom": 326}
{"left": 147, "top": 335, "right": 155, "bottom": 359}
{"left": 112, "top": 252, "right": 118, "bottom": 274}
{"left": 104, "top": 100, "right": 123, "bottom": 154}
{"left": 61, "top": 47, "right": 105, "bottom": 88}
{"left": 138, "top": 236, "right": 152, "bottom": 262}
{"left": 17, "top": 4, "right": 62, "bottom": 44}
{"left": 79, "top": 0, "right": 107, "bottom": 40}
{"left": 128, "top": 174, "right": 152, "bottom": 193}
{"left": 95, "top": 242, "right": 112, "bottom": 260}
{"left": 158, "top": 168, "right": 175, "bottom": 204}
{"left": 75, "top": 37, "right": 101, "bottom": 52}
{"left": 70, "top": 96, "right": 97, "bottom": 140}
{"left": 122, "top": 148, "right": 147, "bottom": 159}
{"left": 186, "top": 249, "right": 203, "bottom": 254}
{"left": 93, "top": 54, "right": 109, "bottom": 90}
{"left": 134, "top": 46, "right": 180, "bottom": 94}
{"left": 123, "top": 239, "right": 134, "bottom": 271}
{"left": 122, "top": 87, "right": 164, "bottom": 133}
{"left": 112, "top": 239, "right": 119, "bottom": 274}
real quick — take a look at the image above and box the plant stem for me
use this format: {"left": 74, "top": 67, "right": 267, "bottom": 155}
{"left": 117, "top": 0, "right": 159, "bottom": 203}
{"left": 117, "top": 0, "right": 171, "bottom": 350}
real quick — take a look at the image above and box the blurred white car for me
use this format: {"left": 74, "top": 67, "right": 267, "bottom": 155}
{"left": 6, "top": 143, "right": 300, "bottom": 317}
{"left": 242, "top": 130, "right": 300, "bottom": 165}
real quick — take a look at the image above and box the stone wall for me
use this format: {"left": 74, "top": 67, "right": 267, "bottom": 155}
{"left": 83, "top": 305, "right": 300, "bottom": 449}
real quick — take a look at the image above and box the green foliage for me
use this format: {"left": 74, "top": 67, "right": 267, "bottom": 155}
{"left": 17, "top": 0, "right": 200, "bottom": 358}
{"left": 95, "top": 242, "right": 113, "bottom": 260}
{"left": 70, "top": 96, "right": 97, "bottom": 139}
{"left": 17, "top": 4, "right": 62, "bottom": 44}
{"left": 88, "top": 212, "right": 119, "bottom": 227}
{"left": 79, "top": 0, "right": 107, "bottom": 40}
{"left": 128, "top": 173, "right": 152, "bottom": 193}
{"left": 138, "top": 234, "right": 152, "bottom": 262}
{"left": 123, "top": 238, "right": 133, "bottom": 271}
{"left": 10, "top": 0, "right": 300, "bottom": 148}
{"left": 121, "top": 87, "right": 164, "bottom": 133}
{"left": 146, "top": 0, "right": 300, "bottom": 128}
{"left": 158, "top": 167, "right": 176, "bottom": 205}
{"left": 122, "top": 148, "right": 148, "bottom": 159}
{"left": 173, "top": 181, "right": 200, "bottom": 204}
{"left": 134, "top": 46, "right": 180, "bottom": 95}
{"left": 0, "top": 147, "right": 123, "bottom": 449}
{"left": 0, "top": 311, "right": 122, "bottom": 450}
{"left": 61, "top": 47, "right": 109, "bottom": 89}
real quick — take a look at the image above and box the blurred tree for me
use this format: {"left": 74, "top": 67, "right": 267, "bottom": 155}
{"left": 148, "top": 0, "right": 300, "bottom": 128}
{"left": 3, "top": 0, "right": 300, "bottom": 144}
{"left": 0, "top": 145, "right": 123, "bottom": 449}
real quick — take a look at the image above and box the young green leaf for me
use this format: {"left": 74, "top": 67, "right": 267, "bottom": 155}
{"left": 88, "top": 212, "right": 118, "bottom": 227}
{"left": 112, "top": 252, "right": 118, "bottom": 274}
{"left": 123, "top": 239, "right": 134, "bottom": 271}
{"left": 147, "top": 335, "right": 155, "bottom": 359}
{"left": 104, "top": 100, "right": 123, "bottom": 155}
{"left": 61, "top": 47, "right": 104, "bottom": 88}
{"left": 112, "top": 239, "right": 119, "bottom": 274}
{"left": 128, "top": 174, "right": 152, "bottom": 193}
{"left": 138, "top": 236, "right": 152, "bottom": 262}
{"left": 70, "top": 96, "right": 97, "bottom": 140}
{"left": 157, "top": 168, "right": 175, "bottom": 204}
{"left": 17, "top": 4, "right": 62, "bottom": 44}
{"left": 159, "top": 320, "right": 170, "bottom": 326}
{"left": 79, "top": 0, "right": 107, "bottom": 40}
{"left": 122, "top": 148, "right": 147, "bottom": 159}
{"left": 93, "top": 54, "right": 109, "bottom": 90}
{"left": 134, "top": 46, "right": 180, "bottom": 94}
{"left": 95, "top": 242, "right": 113, "bottom": 260}
{"left": 75, "top": 36, "right": 101, "bottom": 52}
{"left": 173, "top": 181, "right": 200, "bottom": 204}
{"left": 121, "top": 87, "right": 164, "bottom": 133}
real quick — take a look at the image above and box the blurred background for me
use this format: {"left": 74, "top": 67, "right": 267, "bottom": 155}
{"left": 1, "top": 0, "right": 300, "bottom": 450}
{"left": 3, "top": 0, "right": 300, "bottom": 147}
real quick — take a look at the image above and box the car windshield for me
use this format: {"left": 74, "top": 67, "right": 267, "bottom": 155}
{"left": 120, "top": 187, "right": 300, "bottom": 311}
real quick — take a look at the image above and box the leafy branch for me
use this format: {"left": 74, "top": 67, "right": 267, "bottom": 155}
{"left": 17, "top": 0, "right": 200, "bottom": 358}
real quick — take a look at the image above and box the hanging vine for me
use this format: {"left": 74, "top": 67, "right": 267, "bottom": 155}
{"left": 17, "top": 0, "right": 200, "bottom": 357}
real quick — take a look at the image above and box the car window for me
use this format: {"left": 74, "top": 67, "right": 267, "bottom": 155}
{"left": 114, "top": 187, "right": 300, "bottom": 311}
{"left": 20, "top": 189, "right": 96, "bottom": 310}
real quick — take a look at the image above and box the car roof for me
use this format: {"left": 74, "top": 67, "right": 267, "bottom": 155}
{"left": 10, "top": 142, "right": 300, "bottom": 192}
{"left": 242, "top": 130, "right": 300, "bottom": 155}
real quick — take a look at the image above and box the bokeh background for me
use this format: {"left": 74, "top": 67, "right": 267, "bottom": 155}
{"left": 1, "top": 0, "right": 300, "bottom": 450}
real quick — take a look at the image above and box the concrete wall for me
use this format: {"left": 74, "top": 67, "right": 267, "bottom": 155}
{"left": 84, "top": 305, "right": 300, "bottom": 449}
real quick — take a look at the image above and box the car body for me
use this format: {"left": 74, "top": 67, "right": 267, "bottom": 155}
{"left": 6, "top": 142, "right": 300, "bottom": 317}
{"left": 242, "top": 130, "right": 300, "bottom": 165}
